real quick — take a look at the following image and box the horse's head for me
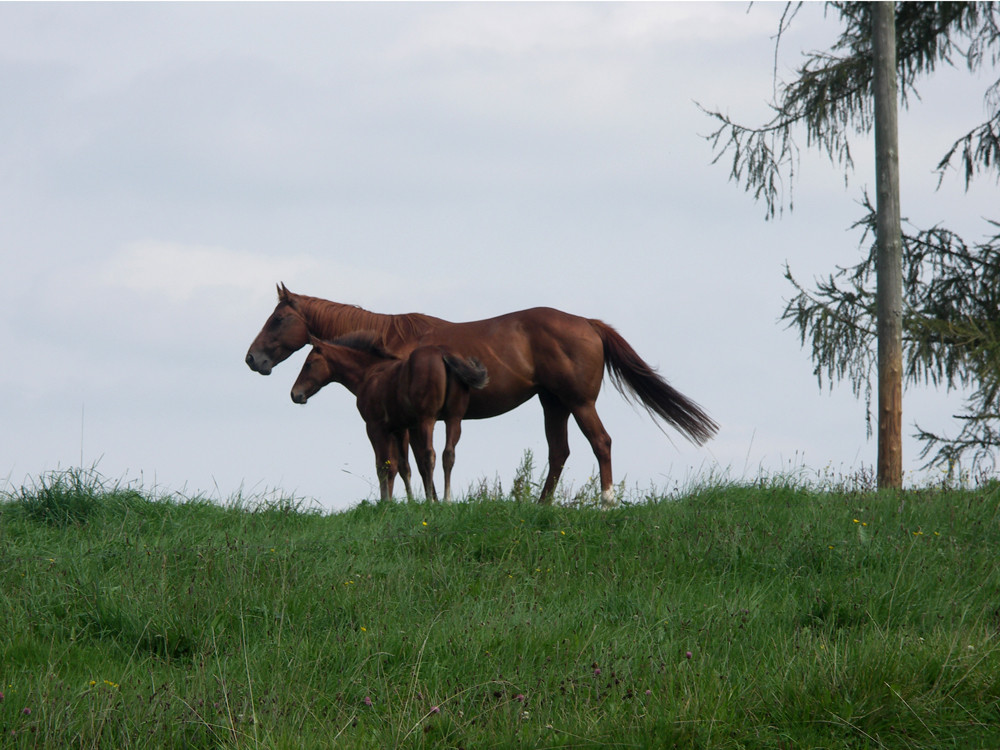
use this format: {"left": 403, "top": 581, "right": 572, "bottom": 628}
{"left": 290, "top": 336, "right": 335, "bottom": 405}
{"left": 245, "top": 283, "right": 310, "bottom": 375}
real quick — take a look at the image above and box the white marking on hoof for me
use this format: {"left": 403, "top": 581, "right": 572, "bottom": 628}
{"left": 601, "top": 487, "right": 618, "bottom": 508}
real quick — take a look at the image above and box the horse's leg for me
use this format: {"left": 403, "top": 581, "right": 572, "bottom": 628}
{"left": 441, "top": 416, "right": 462, "bottom": 503}
{"left": 411, "top": 420, "right": 438, "bottom": 502}
{"left": 397, "top": 429, "right": 415, "bottom": 502}
{"left": 538, "top": 393, "right": 571, "bottom": 504}
{"left": 571, "top": 402, "right": 615, "bottom": 507}
{"left": 367, "top": 423, "right": 397, "bottom": 503}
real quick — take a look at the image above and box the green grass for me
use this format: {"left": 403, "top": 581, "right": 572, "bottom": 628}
{"left": 1, "top": 465, "right": 999, "bottom": 748}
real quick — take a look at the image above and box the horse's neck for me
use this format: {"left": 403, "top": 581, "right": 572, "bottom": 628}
{"left": 295, "top": 296, "right": 383, "bottom": 338}
{"left": 296, "top": 294, "right": 442, "bottom": 346}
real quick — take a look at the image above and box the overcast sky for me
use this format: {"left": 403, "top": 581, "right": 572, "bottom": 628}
{"left": 2, "top": 3, "right": 997, "bottom": 511}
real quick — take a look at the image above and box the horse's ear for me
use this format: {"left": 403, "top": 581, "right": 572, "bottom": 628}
{"left": 277, "top": 282, "right": 292, "bottom": 301}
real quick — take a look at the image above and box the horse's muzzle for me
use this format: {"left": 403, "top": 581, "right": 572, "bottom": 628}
{"left": 291, "top": 391, "right": 308, "bottom": 405}
{"left": 246, "top": 352, "right": 273, "bottom": 375}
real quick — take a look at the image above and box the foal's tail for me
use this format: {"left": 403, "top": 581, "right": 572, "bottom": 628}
{"left": 443, "top": 355, "right": 490, "bottom": 390}
{"left": 590, "top": 319, "right": 718, "bottom": 445}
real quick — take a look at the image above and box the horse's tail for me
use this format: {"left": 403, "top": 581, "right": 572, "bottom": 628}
{"left": 590, "top": 319, "right": 718, "bottom": 445}
{"left": 443, "top": 355, "right": 490, "bottom": 391}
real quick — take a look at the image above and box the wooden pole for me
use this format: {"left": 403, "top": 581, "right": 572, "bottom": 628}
{"left": 872, "top": 2, "right": 903, "bottom": 489}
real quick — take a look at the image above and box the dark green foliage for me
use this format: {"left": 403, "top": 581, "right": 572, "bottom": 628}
{"left": 784, "top": 195, "right": 1000, "bottom": 473}
{"left": 13, "top": 467, "right": 147, "bottom": 526}
{"left": 703, "top": 2, "right": 1000, "bottom": 475}
{"left": 702, "top": 2, "right": 1000, "bottom": 219}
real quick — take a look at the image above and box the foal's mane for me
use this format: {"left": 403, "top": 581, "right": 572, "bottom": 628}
{"left": 281, "top": 285, "right": 442, "bottom": 344}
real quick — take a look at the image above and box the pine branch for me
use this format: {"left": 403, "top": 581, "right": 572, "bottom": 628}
{"left": 700, "top": 2, "right": 1000, "bottom": 217}
{"left": 786, "top": 198, "right": 1000, "bottom": 474}
{"left": 935, "top": 108, "right": 1000, "bottom": 188}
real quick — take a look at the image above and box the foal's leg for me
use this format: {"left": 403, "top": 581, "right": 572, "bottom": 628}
{"left": 571, "top": 402, "right": 616, "bottom": 508}
{"left": 538, "top": 393, "right": 571, "bottom": 504}
{"left": 367, "top": 423, "right": 397, "bottom": 503}
{"left": 394, "top": 432, "right": 415, "bottom": 503}
{"left": 410, "top": 420, "right": 438, "bottom": 502}
{"left": 397, "top": 430, "right": 415, "bottom": 502}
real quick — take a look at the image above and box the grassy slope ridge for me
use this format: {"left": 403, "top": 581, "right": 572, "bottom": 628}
{"left": 1, "top": 470, "right": 999, "bottom": 749}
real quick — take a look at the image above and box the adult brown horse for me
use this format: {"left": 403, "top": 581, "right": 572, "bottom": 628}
{"left": 291, "top": 333, "right": 488, "bottom": 503}
{"left": 246, "top": 284, "right": 718, "bottom": 505}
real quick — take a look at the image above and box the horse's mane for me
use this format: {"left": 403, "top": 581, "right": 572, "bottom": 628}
{"left": 329, "top": 331, "right": 399, "bottom": 361}
{"left": 283, "top": 286, "right": 443, "bottom": 344}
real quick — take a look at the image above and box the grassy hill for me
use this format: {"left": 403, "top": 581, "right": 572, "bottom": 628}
{"left": 1, "top": 467, "right": 999, "bottom": 748}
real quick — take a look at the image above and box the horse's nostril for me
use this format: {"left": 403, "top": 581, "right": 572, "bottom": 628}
{"left": 246, "top": 353, "right": 255, "bottom": 368}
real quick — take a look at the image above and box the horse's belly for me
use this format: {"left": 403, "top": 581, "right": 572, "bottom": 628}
{"left": 462, "top": 386, "right": 537, "bottom": 420}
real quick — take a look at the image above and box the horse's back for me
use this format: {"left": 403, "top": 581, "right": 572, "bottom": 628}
{"left": 413, "top": 307, "right": 599, "bottom": 358}
{"left": 398, "top": 308, "right": 602, "bottom": 418}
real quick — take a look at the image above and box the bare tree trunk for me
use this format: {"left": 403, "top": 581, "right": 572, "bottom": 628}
{"left": 873, "top": 2, "right": 903, "bottom": 489}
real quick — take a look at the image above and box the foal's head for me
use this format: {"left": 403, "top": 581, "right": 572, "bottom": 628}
{"left": 290, "top": 333, "right": 396, "bottom": 404}
{"left": 290, "top": 341, "right": 333, "bottom": 405}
